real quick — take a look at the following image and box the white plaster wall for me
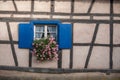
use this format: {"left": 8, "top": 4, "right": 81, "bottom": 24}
{"left": 73, "top": 46, "right": 89, "bottom": 69}
{"left": 91, "top": 0, "right": 110, "bottom": 13}
{"left": 113, "top": 0, "right": 120, "bottom": 14}
{"left": 9, "top": 22, "right": 19, "bottom": 41}
{"left": 88, "top": 47, "right": 109, "bottom": 69}
{"left": 0, "top": 22, "right": 9, "bottom": 40}
{"left": 55, "top": 1, "right": 71, "bottom": 13}
{"left": 0, "top": 14, "right": 11, "bottom": 17}
{"left": 53, "top": 15, "right": 70, "bottom": 19}
{"left": 113, "top": 47, "right": 120, "bottom": 69}
{"left": 73, "top": 16, "right": 90, "bottom": 19}
{"left": 0, "top": 1, "right": 15, "bottom": 11}
{"left": 74, "top": 0, "right": 92, "bottom": 13}
{"left": 15, "top": 1, "right": 31, "bottom": 11}
{"left": 95, "top": 24, "right": 109, "bottom": 44}
{"left": 15, "top": 45, "right": 29, "bottom": 67}
{"left": 34, "top": 0, "right": 50, "bottom": 12}
{"left": 32, "top": 15, "right": 50, "bottom": 19}
{"left": 73, "top": 23, "right": 96, "bottom": 43}
{"left": 0, "top": 44, "right": 15, "bottom": 66}
{"left": 113, "top": 24, "right": 120, "bottom": 44}
{"left": 13, "top": 14, "right": 30, "bottom": 18}
{"left": 0, "top": 0, "right": 120, "bottom": 69}
{"left": 114, "top": 17, "right": 120, "bottom": 20}
{"left": 93, "top": 16, "right": 110, "bottom": 20}
{"left": 62, "top": 50, "right": 70, "bottom": 69}
{"left": 32, "top": 56, "right": 57, "bottom": 68}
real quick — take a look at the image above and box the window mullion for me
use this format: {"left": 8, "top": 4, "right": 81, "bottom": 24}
{"left": 44, "top": 25, "right": 47, "bottom": 38}
{"left": 34, "top": 25, "right": 36, "bottom": 40}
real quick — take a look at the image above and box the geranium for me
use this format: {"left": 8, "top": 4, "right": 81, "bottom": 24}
{"left": 32, "top": 37, "right": 59, "bottom": 62}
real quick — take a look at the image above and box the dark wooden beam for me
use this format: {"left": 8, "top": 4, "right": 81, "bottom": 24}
{"left": 109, "top": 0, "right": 114, "bottom": 69}
{"left": 6, "top": 22, "right": 18, "bottom": 66}
{"left": 84, "top": 23, "right": 99, "bottom": 68}
{"left": 0, "top": 66, "right": 120, "bottom": 73}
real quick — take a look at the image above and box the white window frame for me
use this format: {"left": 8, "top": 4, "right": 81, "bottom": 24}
{"left": 34, "top": 24, "right": 57, "bottom": 40}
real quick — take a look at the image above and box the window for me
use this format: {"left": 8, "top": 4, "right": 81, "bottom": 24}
{"left": 34, "top": 25, "right": 57, "bottom": 40}
{"left": 18, "top": 20, "right": 72, "bottom": 49}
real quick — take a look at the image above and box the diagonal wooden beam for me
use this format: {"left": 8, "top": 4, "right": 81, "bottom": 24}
{"left": 87, "top": 0, "right": 95, "bottom": 13}
{"left": 84, "top": 23, "right": 99, "bottom": 68}
{"left": 12, "top": 0, "right": 18, "bottom": 11}
{"left": 6, "top": 22, "right": 18, "bottom": 66}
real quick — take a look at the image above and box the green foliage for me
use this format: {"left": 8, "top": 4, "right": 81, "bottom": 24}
{"left": 32, "top": 37, "right": 59, "bottom": 62}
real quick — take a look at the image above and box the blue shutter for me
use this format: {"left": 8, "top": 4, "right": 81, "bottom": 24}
{"left": 18, "top": 23, "right": 33, "bottom": 49}
{"left": 58, "top": 24, "right": 72, "bottom": 49}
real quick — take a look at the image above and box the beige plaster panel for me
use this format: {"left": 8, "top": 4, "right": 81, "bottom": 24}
{"left": 55, "top": 1, "right": 71, "bottom": 13}
{"left": 73, "top": 16, "right": 90, "bottom": 19}
{"left": 53, "top": 15, "right": 70, "bottom": 19}
{"left": 15, "top": 45, "right": 29, "bottom": 67}
{"left": 0, "top": 22, "right": 9, "bottom": 40}
{"left": 91, "top": 0, "right": 110, "bottom": 13}
{"left": 32, "top": 15, "right": 50, "bottom": 18}
{"left": 62, "top": 50, "right": 70, "bottom": 69}
{"left": 73, "top": 46, "right": 89, "bottom": 69}
{"left": 113, "top": 47, "right": 120, "bottom": 69}
{"left": 15, "top": 1, "right": 31, "bottom": 11}
{"left": 0, "top": 14, "right": 11, "bottom": 17}
{"left": 95, "top": 24, "right": 109, "bottom": 44}
{"left": 9, "top": 22, "right": 19, "bottom": 41}
{"left": 74, "top": 0, "right": 92, "bottom": 13}
{"left": 73, "top": 23, "right": 95, "bottom": 43}
{"left": 0, "top": 1, "right": 15, "bottom": 11}
{"left": 32, "top": 56, "right": 57, "bottom": 68}
{"left": 113, "top": 0, "right": 120, "bottom": 14}
{"left": 0, "top": 44, "right": 15, "bottom": 66}
{"left": 34, "top": 1, "right": 50, "bottom": 12}
{"left": 93, "top": 16, "right": 110, "bottom": 20}
{"left": 88, "top": 47, "right": 109, "bottom": 69}
{"left": 113, "top": 24, "right": 120, "bottom": 44}
{"left": 114, "top": 17, "right": 120, "bottom": 20}
{"left": 13, "top": 14, "right": 30, "bottom": 18}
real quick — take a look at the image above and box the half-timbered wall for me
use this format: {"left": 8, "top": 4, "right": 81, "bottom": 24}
{"left": 0, "top": 0, "right": 120, "bottom": 73}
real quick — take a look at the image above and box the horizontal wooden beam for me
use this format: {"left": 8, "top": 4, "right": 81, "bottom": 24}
{"left": 0, "top": 11, "right": 120, "bottom": 17}
{"left": 0, "top": 66, "right": 120, "bottom": 73}
{"left": 0, "top": 17, "right": 120, "bottom": 23}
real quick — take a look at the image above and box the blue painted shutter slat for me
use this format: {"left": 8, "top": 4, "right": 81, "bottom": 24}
{"left": 58, "top": 24, "right": 72, "bottom": 49}
{"left": 19, "top": 23, "right": 33, "bottom": 49}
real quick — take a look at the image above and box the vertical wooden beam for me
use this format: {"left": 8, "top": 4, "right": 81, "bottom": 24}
{"left": 31, "top": 0, "right": 34, "bottom": 17}
{"left": 58, "top": 50, "right": 62, "bottom": 68}
{"left": 31, "top": 0, "right": 34, "bottom": 13}
{"left": 50, "top": 0, "right": 55, "bottom": 19}
{"left": 109, "top": 0, "right": 114, "bottom": 69}
{"left": 29, "top": 49, "right": 32, "bottom": 67}
{"left": 69, "top": 0, "right": 74, "bottom": 69}
{"left": 70, "top": 23, "right": 73, "bottom": 69}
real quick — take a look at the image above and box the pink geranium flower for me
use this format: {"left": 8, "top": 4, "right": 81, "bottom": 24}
{"left": 32, "top": 37, "right": 59, "bottom": 62}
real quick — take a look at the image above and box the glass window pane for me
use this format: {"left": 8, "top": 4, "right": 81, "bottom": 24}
{"left": 48, "top": 25, "right": 56, "bottom": 33}
{"left": 36, "top": 25, "right": 44, "bottom": 32}
{"left": 35, "top": 33, "right": 39, "bottom": 38}
{"left": 35, "top": 33, "right": 44, "bottom": 39}
{"left": 34, "top": 25, "right": 57, "bottom": 40}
